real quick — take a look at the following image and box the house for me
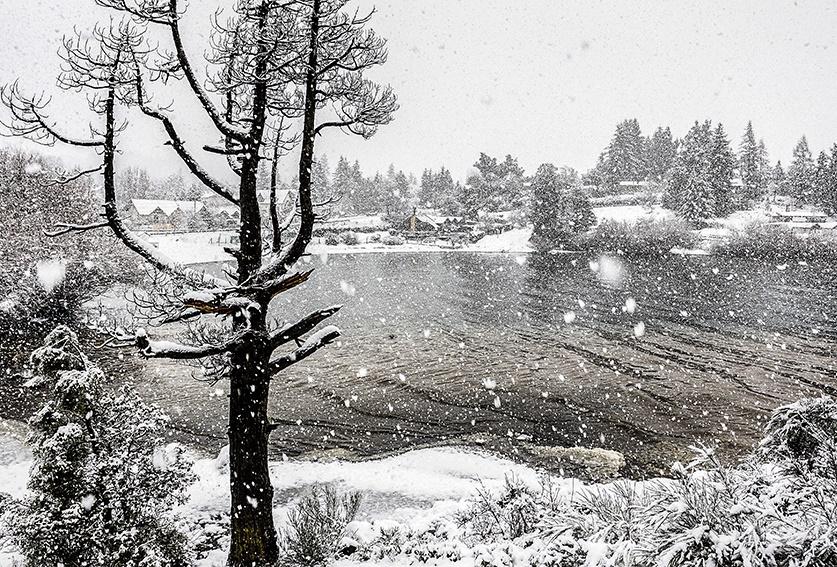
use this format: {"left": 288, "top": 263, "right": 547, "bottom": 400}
{"left": 126, "top": 199, "right": 206, "bottom": 231}
{"left": 403, "top": 209, "right": 439, "bottom": 233}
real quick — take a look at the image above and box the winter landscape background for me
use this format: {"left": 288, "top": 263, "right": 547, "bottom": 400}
{"left": 2, "top": 1, "right": 837, "bottom": 566}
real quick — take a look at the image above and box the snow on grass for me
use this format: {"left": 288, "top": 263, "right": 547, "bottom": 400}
{"left": 464, "top": 228, "right": 533, "bottom": 253}
{"left": 592, "top": 204, "right": 674, "bottom": 224}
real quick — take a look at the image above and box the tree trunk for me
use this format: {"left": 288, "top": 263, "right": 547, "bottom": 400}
{"left": 227, "top": 322, "right": 278, "bottom": 566}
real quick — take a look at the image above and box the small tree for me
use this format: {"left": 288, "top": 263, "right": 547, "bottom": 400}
{"left": 529, "top": 163, "right": 594, "bottom": 250}
{"left": 4, "top": 325, "right": 194, "bottom": 567}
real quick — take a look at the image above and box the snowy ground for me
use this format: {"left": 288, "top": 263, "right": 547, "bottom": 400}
{"left": 0, "top": 421, "right": 617, "bottom": 566}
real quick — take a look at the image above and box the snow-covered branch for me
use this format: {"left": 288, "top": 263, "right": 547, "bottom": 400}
{"left": 269, "top": 305, "right": 342, "bottom": 351}
{"left": 135, "top": 328, "right": 251, "bottom": 360}
{"left": 270, "top": 325, "right": 341, "bottom": 374}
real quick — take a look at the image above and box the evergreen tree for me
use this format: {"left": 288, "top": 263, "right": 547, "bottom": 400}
{"left": 496, "top": 154, "right": 527, "bottom": 209}
{"left": 529, "top": 163, "right": 594, "bottom": 249}
{"left": 738, "top": 121, "right": 767, "bottom": 204}
{"left": 332, "top": 155, "right": 356, "bottom": 211}
{"left": 788, "top": 136, "right": 815, "bottom": 204}
{"left": 708, "top": 123, "right": 737, "bottom": 215}
{"left": 825, "top": 145, "right": 837, "bottom": 214}
{"left": 418, "top": 166, "right": 459, "bottom": 211}
{"left": 768, "top": 161, "right": 789, "bottom": 200}
{"left": 666, "top": 121, "right": 714, "bottom": 224}
{"left": 813, "top": 151, "right": 831, "bottom": 209}
{"left": 419, "top": 168, "right": 435, "bottom": 207}
{"left": 5, "top": 326, "right": 194, "bottom": 566}
{"left": 597, "top": 118, "right": 647, "bottom": 187}
{"left": 646, "top": 126, "right": 677, "bottom": 182}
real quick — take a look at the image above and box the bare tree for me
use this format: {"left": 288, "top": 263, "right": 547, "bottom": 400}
{"left": 1, "top": 1, "right": 396, "bottom": 565}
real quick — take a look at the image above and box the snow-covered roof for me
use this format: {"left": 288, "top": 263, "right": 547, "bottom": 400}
{"left": 427, "top": 215, "right": 463, "bottom": 224}
{"left": 216, "top": 206, "right": 240, "bottom": 218}
{"left": 131, "top": 199, "right": 205, "bottom": 216}
{"left": 324, "top": 215, "right": 388, "bottom": 229}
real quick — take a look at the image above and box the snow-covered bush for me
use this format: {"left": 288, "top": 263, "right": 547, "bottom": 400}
{"left": 1, "top": 326, "right": 195, "bottom": 567}
{"left": 279, "top": 484, "right": 362, "bottom": 566}
{"left": 456, "top": 474, "right": 540, "bottom": 540}
{"left": 324, "top": 233, "right": 340, "bottom": 246}
{"left": 339, "top": 231, "right": 360, "bottom": 246}
{"left": 339, "top": 398, "right": 837, "bottom": 567}
{"left": 381, "top": 234, "right": 405, "bottom": 246}
{"left": 579, "top": 217, "right": 696, "bottom": 256}
{"left": 717, "top": 222, "right": 837, "bottom": 260}
{"left": 759, "top": 395, "right": 837, "bottom": 475}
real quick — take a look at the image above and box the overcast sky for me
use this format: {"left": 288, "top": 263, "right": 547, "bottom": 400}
{"left": 1, "top": 0, "right": 836, "bottom": 182}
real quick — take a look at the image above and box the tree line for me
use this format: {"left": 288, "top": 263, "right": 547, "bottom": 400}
{"left": 591, "top": 118, "right": 837, "bottom": 223}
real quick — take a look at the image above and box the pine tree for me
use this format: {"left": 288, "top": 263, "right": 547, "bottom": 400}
{"left": 738, "top": 121, "right": 766, "bottom": 204}
{"left": 826, "top": 145, "right": 837, "bottom": 214}
{"left": 709, "top": 123, "right": 737, "bottom": 215}
{"left": 598, "top": 118, "right": 647, "bottom": 188}
{"left": 332, "top": 156, "right": 357, "bottom": 213}
{"left": 5, "top": 326, "right": 194, "bottom": 566}
{"left": 419, "top": 168, "right": 435, "bottom": 207}
{"left": 788, "top": 136, "right": 815, "bottom": 204}
{"left": 529, "top": 163, "right": 594, "bottom": 249}
{"left": 646, "top": 126, "right": 677, "bottom": 182}
{"left": 768, "top": 161, "right": 789, "bottom": 200}
{"left": 813, "top": 151, "right": 830, "bottom": 209}
{"left": 496, "top": 154, "right": 527, "bottom": 209}
{"left": 666, "top": 121, "right": 714, "bottom": 224}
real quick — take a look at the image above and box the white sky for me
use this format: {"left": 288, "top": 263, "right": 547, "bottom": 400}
{"left": 1, "top": 0, "right": 836, "bottom": 182}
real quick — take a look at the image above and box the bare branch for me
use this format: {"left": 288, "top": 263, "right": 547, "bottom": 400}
{"left": 133, "top": 61, "right": 239, "bottom": 204}
{"left": 39, "top": 164, "right": 104, "bottom": 187}
{"left": 0, "top": 82, "right": 105, "bottom": 147}
{"left": 44, "top": 220, "right": 110, "bottom": 238}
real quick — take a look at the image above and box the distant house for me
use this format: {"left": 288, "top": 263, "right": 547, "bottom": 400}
{"left": 126, "top": 199, "right": 205, "bottom": 231}
{"left": 403, "top": 209, "right": 439, "bottom": 233}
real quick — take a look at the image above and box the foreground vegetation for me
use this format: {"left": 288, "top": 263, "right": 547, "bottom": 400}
{"left": 333, "top": 397, "right": 837, "bottom": 567}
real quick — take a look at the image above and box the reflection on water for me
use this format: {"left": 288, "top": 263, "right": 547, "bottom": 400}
{"left": 134, "top": 252, "right": 837, "bottom": 476}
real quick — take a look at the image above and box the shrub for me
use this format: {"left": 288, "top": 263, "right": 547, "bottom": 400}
{"left": 456, "top": 474, "right": 540, "bottom": 541}
{"left": 717, "top": 222, "right": 837, "bottom": 261}
{"left": 279, "top": 484, "right": 362, "bottom": 566}
{"left": 324, "top": 233, "right": 340, "bottom": 246}
{"left": 2, "top": 326, "right": 195, "bottom": 567}
{"left": 381, "top": 235, "right": 405, "bottom": 246}
{"left": 759, "top": 395, "right": 837, "bottom": 475}
{"left": 340, "top": 398, "right": 837, "bottom": 567}
{"left": 578, "top": 217, "right": 696, "bottom": 256}
{"left": 339, "top": 231, "right": 360, "bottom": 246}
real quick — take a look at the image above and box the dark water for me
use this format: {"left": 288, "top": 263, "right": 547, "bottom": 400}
{"left": 133, "top": 252, "right": 837, "bottom": 476}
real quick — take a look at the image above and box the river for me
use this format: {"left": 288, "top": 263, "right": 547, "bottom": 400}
{"left": 128, "top": 251, "right": 837, "bottom": 476}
